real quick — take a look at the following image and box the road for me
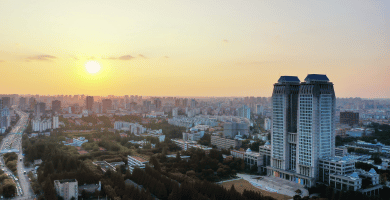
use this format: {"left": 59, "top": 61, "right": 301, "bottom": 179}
{"left": 0, "top": 107, "right": 35, "bottom": 199}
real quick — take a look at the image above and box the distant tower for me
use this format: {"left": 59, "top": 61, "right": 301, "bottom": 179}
{"left": 102, "top": 99, "right": 112, "bottom": 113}
{"left": 86, "top": 96, "right": 94, "bottom": 111}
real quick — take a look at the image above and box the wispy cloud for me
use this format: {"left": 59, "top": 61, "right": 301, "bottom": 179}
{"left": 103, "top": 54, "right": 148, "bottom": 60}
{"left": 164, "top": 56, "right": 169, "bottom": 58}
{"left": 0, "top": 60, "right": 4, "bottom": 62}
{"left": 223, "top": 39, "right": 229, "bottom": 43}
{"left": 26, "top": 55, "right": 57, "bottom": 61}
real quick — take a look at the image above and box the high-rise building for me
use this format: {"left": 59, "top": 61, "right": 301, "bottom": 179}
{"left": 86, "top": 96, "right": 94, "bottom": 111}
{"left": 267, "top": 74, "right": 335, "bottom": 187}
{"left": 102, "top": 99, "right": 112, "bottom": 113}
{"left": 154, "top": 98, "right": 162, "bottom": 109}
{"left": 35, "top": 102, "right": 46, "bottom": 117}
{"left": 52, "top": 100, "right": 61, "bottom": 114}
{"left": 19, "top": 97, "right": 26, "bottom": 110}
{"left": 1, "top": 97, "right": 10, "bottom": 108}
{"left": 237, "top": 105, "right": 250, "bottom": 119}
{"left": 53, "top": 116, "right": 59, "bottom": 129}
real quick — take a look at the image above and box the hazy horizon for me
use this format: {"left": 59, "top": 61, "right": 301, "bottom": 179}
{"left": 1, "top": 0, "right": 389, "bottom": 98}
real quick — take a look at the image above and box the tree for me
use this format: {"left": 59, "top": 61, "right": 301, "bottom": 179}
{"left": 295, "top": 189, "right": 302, "bottom": 196}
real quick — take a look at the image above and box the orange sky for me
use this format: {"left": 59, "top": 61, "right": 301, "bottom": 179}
{"left": 0, "top": 0, "right": 389, "bottom": 98}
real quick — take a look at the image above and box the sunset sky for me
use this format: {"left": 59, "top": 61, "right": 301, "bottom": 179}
{"left": 0, "top": 0, "right": 389, "bottom": 98}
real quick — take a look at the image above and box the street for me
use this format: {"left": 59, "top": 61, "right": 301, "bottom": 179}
{"left": 1, "top": 107, "right": 35, "bottom": 199}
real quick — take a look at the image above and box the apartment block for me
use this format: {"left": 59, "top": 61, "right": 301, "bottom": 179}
{"left": 54, "top": 179, "right": 78, "bottom": 200}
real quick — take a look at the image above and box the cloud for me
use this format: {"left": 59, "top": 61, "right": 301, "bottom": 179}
{"left": 0, "top": 60, "right": 4, "bottom": 62}
{"left": 138, "top": 54, "right": 147, "bottom": 59}
{"left": 102, "top": 55, "right": 137, "bottom": 60}
{"left": 164, "top": 56, "right": 169, "bottom": 58}
{"left": 25, "top": 55, "right": 57, "bottom": 61}
{"left": 119, "top": 55, "right": 134, "bottom": 60}
{"left": 223, "top": 39, "right": 229, "bottom": 43}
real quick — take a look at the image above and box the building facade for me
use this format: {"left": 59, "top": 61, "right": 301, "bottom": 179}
{"left": 267, "top": 74, "right": 336, "bottom": 187}
{"left": 54, "top": 179, "right": 78, "bottom": 200}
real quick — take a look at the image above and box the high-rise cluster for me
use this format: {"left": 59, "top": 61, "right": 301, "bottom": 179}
{"left": 267, "top": 74, "right": 336, "bottom": 187}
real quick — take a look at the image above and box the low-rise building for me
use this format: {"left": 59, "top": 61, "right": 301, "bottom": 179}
{"left": 54, "top": 179, "right": 78, "bottom": 200}
{"left": 211, "top": 135, "right": 242, "bottom": 150}
{"left": 128, "top": 155, "right": 149, "bottom": 173}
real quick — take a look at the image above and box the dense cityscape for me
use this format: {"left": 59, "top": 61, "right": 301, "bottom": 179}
{"left": 1, "top": 1, "right": 390, "bottom": 200}
{"left": 0, "top": 74, "right": 389, "bottom": 200}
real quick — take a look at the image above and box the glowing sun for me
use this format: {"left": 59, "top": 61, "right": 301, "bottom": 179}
{"left": 85, "top": 61, "right": 101, "bottom": 74}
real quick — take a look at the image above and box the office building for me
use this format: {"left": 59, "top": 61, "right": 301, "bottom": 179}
{"left": 267, "top": 74, "right": 336, "bottom": 187}
{"left": 86, "top": 96, "right": 94, "bottom": 111}
{"left": 340, "top": 111, "right": 359, "bottom": 126}
{"left": 52, "top": 100, "right": 61, "bottom": 114}
{"left": 54, "top": 179, "right": 78, "bottom": 200}
{"left": 102, "top": 99, "right": 112, "bottom": 113}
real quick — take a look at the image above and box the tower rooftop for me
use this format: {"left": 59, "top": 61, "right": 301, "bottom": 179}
{"left": 304, "top": 74, "right": 329, "bottom": 83}
{"left": 277, "top": 76, "right": 300, "bottom": 83}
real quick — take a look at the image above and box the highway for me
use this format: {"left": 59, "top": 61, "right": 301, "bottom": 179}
{"left": 0, "top": 107, "right": 35, "bottom": 199}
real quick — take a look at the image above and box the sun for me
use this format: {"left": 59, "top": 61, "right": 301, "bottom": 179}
{"left": 85, "top": 61, "right": 101, "bottom": 74}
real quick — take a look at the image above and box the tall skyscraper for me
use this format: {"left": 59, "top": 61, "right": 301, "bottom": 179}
{"left": 102, "top": 99, "right": 112, "bottom": 113}
{"left": 52, "top": 100, "right": 61, "bottom": 114}
{"left": 267, "top": 74, "right": 335, "bottom": 187}
{"left": 19, "top": 97, "right": 27, "bottom": 110}
{"left": 1, "top": 97, "right": 10, "bottom": 108}
{"left": 86, "top": 96, "right": 94, "bottom": 111}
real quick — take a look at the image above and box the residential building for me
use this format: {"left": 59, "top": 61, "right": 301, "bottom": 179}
{"left": 264, "top": 118, "right": 271, "bottom": 131}
{"left": 52, "top": 100, "right": 61, "bottom": 114}
{"left": 102, "top": 99, "right": 112, "bottom": 113}
{"left": 267, "top": 74, "right": 336, "bottom": 187}
{"left": 211, "top": 135, "right": 242, "bottom": 149}
{"left": 340, "top": 111, "right": 359, "bottom": 126}
{"left": 238, "top": 105, "right": 250, "bottom": 119}
{"left": 223, "top": 122, "right": 249, "bottom": 138}
{"left": 86, "top": 96, "right": 94, "bottom": 111}
{"left": 182, "top": 131, "right": 204, "bottom": 141}
{"left": 54, "top": 179, "right": 78, "bottom": 200}
{"left": 53, "top": 116, "right": 59, "bottom": 129}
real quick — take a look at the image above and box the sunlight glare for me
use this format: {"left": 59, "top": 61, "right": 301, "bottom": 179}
{"left": 85, "top": 61, "right": 101, "bottom": 74}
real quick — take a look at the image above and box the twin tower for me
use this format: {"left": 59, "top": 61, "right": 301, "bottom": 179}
{"left": 267, "top": 74, "right": 336, "bottom": 187}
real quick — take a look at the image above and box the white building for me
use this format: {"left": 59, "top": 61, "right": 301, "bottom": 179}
{"left": 54, "top": 179, "right": 78, "bottom": 200}
{"left": 128, "top": 155, "right": 149, "bottom": 173}
{"left": 268, "top": 74, "right": 336, "bottom": 187}
{"left": 53, "top": 116, "right": 59, "bottom": 129}
{"left": 264, "top": 118, "right": 271, "bottom": 131}
{"left": 32, "top": 118, "right": 52, "bottom": 132}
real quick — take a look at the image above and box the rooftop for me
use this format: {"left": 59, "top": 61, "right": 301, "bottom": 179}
{"left": 129, "top": 156, "right": 148, "bottom": 163}
{"left": 277, "top": 76, "right": 300, "bottom": 83}
{"left": 304, "top": 74, "right": 329, "bottom": 82}
{"left": 56, "top": 179, "right": 77, "bottom": 184}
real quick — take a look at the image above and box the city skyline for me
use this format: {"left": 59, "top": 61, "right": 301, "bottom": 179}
{"left": 1, "top": 1, "right": 390, "bottom": 98}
